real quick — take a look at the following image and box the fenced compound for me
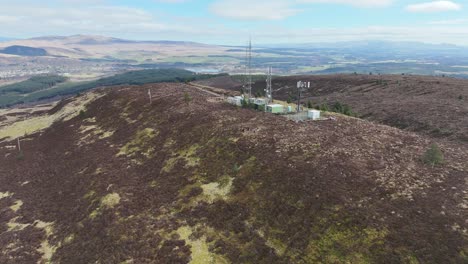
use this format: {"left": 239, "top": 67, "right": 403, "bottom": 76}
{"left": 284, "top": 111, "right": 309, "bottom": 122}
{"left": 207, "top": 96, "right": 226, "bottom": 103}
{"left": 190, "top": 82, "right": 327, "bottom": 123}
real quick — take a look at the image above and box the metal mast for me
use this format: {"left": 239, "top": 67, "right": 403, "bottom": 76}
{"left": 243, "top": 40, "right": 249, "bottom": 94}
{"left": 247, "top": 38, "right": 252, "bottom": 98}
{"left": 265, "top": 67, "right": 272, "bottom": 104}
{"left": 297, "top": 81, "right": 310, "bottom": 112}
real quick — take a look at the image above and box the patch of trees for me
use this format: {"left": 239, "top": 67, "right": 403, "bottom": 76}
{"left": 0, "top": 69, "right": 224, "bottom": 107}
{"left": 240, "top": 99, "right": 266, "bottom": 112}
{"left": 51, "top": 69, "right": 223, "bottom": 97}
{"left": 231, "top": 74, "right": 268, "bottom": 84}
{"left": 330, "top": 101, "right": 356, "bottom": 116}
{"left": 0, "top": 45, "right": 47, "bottom": 56}
{"left": 89, "top": 69, "right": 206, "bottom": 87}
{"left": 0, "top": 75, "right": 68, "bottom": 95}
{"left": 308, "top": 101, "right": 356, "bottom": 116}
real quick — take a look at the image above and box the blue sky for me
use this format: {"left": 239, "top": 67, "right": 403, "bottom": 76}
{"left": 0, "top": 0, "right": 467, "bottom": 45}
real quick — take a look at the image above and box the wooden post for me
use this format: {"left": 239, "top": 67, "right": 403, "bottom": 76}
{"left": 148, "top": 89, "right": 152, "bottom": 104}
{"left": 17, "top": 137, "right": 21, "bottom": 152}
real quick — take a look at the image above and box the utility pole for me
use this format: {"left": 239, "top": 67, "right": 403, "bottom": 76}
{"left": 296, "top": 81, "right": 310, "bottom": 113}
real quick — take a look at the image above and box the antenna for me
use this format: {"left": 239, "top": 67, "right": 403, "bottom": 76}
{"left": 241, "top": 37, "right": 253, "bottom": 98}
{"left": 243, "top": 40, "right": 248, "bottom": 94}
{"left": 296, "top": 81, "right": 310, "bottom": 112}
{"left": 247, "top": 37, "right": 252, "bottom": 98}
{"left": 249, "top": 37, "right": 252, "bottom": 98}
{"left": 265, "top": 67, "right": 273, "bottom": 104}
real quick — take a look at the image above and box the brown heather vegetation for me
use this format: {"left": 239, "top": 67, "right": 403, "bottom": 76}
{"left": 197, "top": 74, "right": 468, "bottom": 143}
{"left": 0, "top": 82, "right": 466, "bottom": 263}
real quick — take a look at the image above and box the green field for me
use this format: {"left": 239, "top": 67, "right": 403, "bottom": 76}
{"left": 159, "top": 56, "right": 240, "bottom": 64}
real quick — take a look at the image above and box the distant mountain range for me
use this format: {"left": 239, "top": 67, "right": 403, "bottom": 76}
{"left": 1, "top": 34, "right": 468, "bottom": 77}
{"left": 4, "top": 34, "right": 468, "bottom": 53}
{"left": 0, "top": 34, "right": 221, "bottom": 60}
{"left": 28, "top": 34, "right": 205, "bottom": 46}
{"left": 263, "top": 40, "right": 466, "bottom": 49}
{"left": 260, "top": 40, "right": 468, "bottom": 57}
{"left": 3, "top": 34, "right": 468, "bottom": 58}
{"left": 0, "top": 37, "right": 13, "bottom": 42}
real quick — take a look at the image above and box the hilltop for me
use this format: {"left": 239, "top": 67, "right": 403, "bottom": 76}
{"left": 0, "top": 82, "right": 466, "bottom": 263}
{"left": 197, "top": 74, "right": 468, "bottom": 143}
{"left": 29, "top": 35, "right": 203, "bottom": 46}
{"left": 29, "top": 35, "right": 134, "bottom": 45}
{"left": 0, "top": 45, "right": 47, "bottom": 56}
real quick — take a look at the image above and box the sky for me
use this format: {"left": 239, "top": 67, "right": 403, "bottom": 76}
{"left": 0, "top": 0, "right": 467, "bottom": 45}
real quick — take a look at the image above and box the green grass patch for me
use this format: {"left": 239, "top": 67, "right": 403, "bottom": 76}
{"left": 101, "top": 193, "right": 121, "bottom": 209}
{"left": 162, "top": 144, "right": 200, "bottom": 173}
{"left": 176, "top": 225, "right": 229, "bottom": 264}
{"left": 89, "top": 192, "right": 121, "bottom": 219}
{"left": 304, "top": 225, "right": 388, "bottom": 263}
{"left": 200, "top": 176, "right": 233, "bottom": 203}
{"left": 160, "top": 56, "right": 239, "bottom": 64}
{"left": 9, "top": 200, "right": 23, "bottom": 212}
{"left": 0, "top": 92, "right": 102, "bottom": 141}
{"left": 118, "top": 128, "right": 158, "bottom": 158}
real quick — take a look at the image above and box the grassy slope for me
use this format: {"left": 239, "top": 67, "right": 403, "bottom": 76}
{"left": 0, "top": 83, "right": 466, "bottom": 263}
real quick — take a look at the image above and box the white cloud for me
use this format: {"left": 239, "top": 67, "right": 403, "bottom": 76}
{"left": 429, "top": 18, "right": 468, "bottom": 25}
{"left": 0, "top": 4, "right": 170, "bottom": 37}
{"left": 0, "top": 15, "right": 21, "bottom": 23}
{"left": 210, "top": 0, "right": 394, "bottom": 20}
{"left": 298, "top": 0, "right": 393, "bottom": 8}
{"left": 405, "top": 1, "right": 461, "bottom": 13}
{"left": 0, "top": 0, "right": 468, "bottom": 45}
{"left": 210, "top": 0, "right": 299, "bottom": 20}
{"left": 0, "top": 2, "right": 234, "bottom": 43}
{"left": 246, "top": 25, "right": 468, "bottom": 46}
